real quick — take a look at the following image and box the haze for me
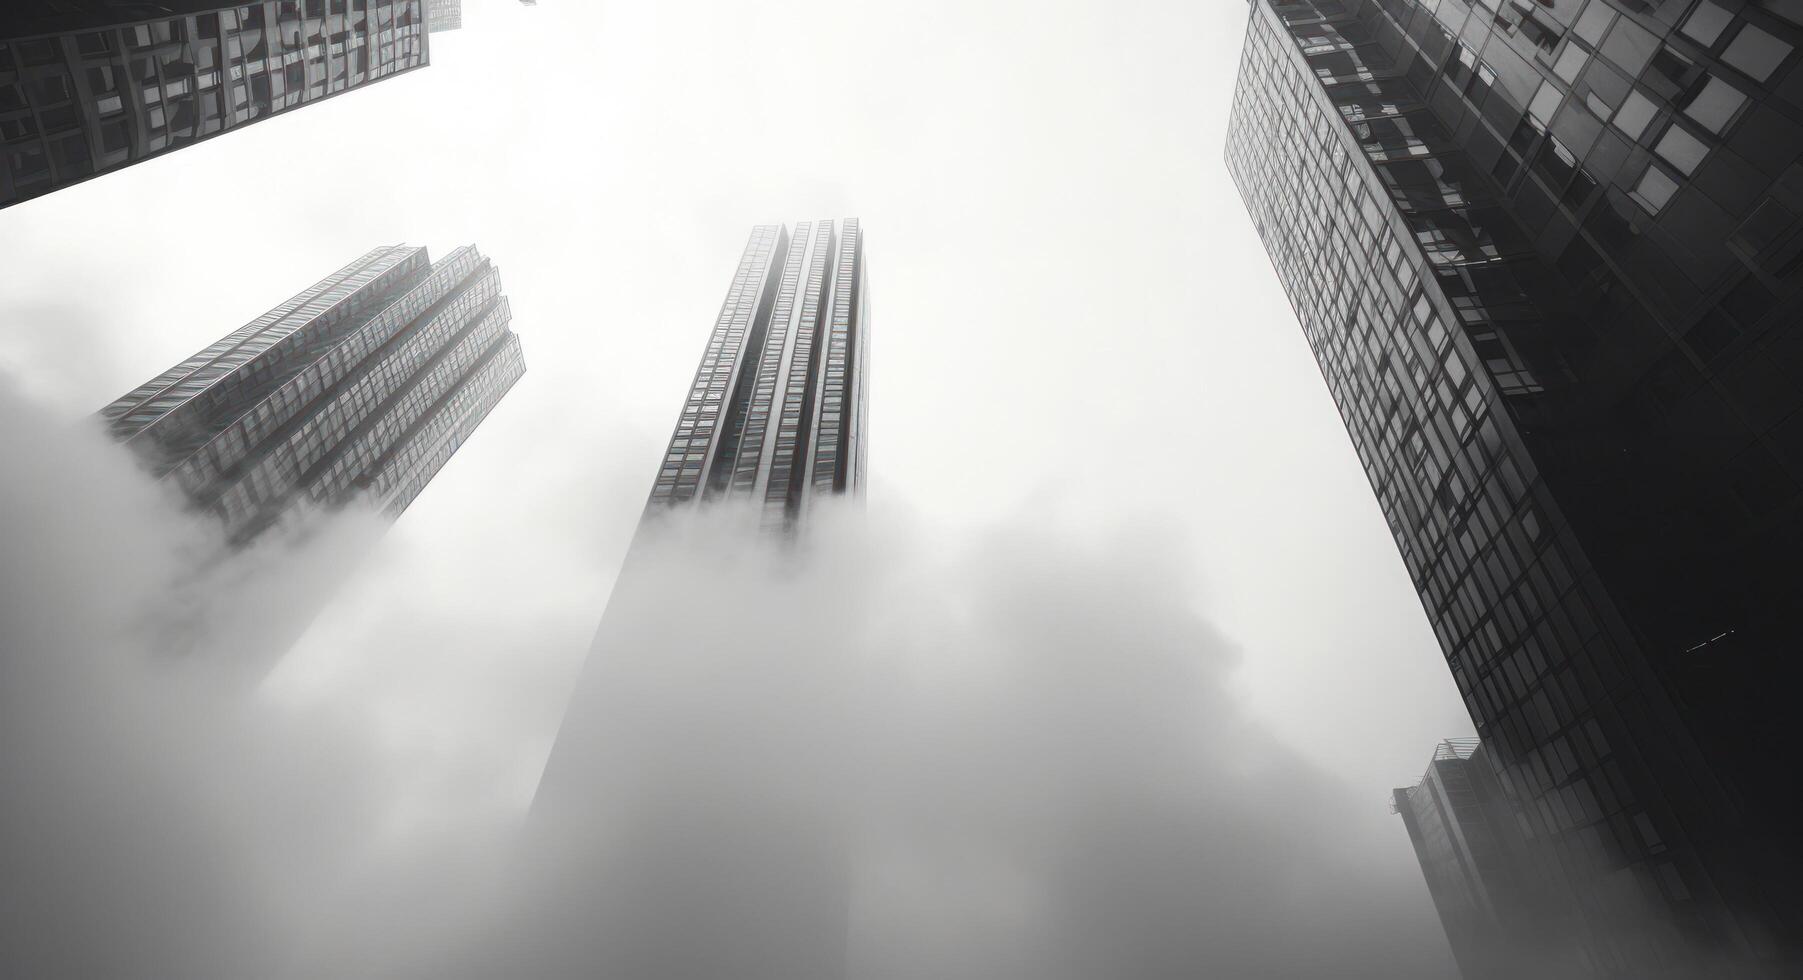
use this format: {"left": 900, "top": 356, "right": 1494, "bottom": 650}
{"left": 0, "top": 1, "right": 1475, "bottom": 977}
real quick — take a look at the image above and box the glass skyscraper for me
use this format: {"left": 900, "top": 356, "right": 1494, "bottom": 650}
{"left": 646, "top": 218, "right": 870, "bottom": 530}
{"left": 1229, "top": 1, "right": 1801, "bottom": 976}
{"left": 0, "top": 1, "right": 427, "bottom": 210}
{"left": 101, "top": 244, "right": 524, "bottom": 543}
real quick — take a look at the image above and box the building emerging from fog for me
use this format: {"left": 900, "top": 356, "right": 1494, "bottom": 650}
{"left": 424, "top": 0, "right": 461, "bottom": 33}
{"left": 1230, "top": 0, "right": 1802, "bottom": 976}
{"left": 646, "top": 218, "right": 870, "bottom": 531}
{"left": 1394, "top": 739, "right": 1545, "bottom": 980}
{"left": 100, "top": 244, "right": 524, "bottom": 543}
{"left": 0, "top": 1, "right": 427, "bottom": 210}
{"left": 524, "top": 220, "right": 869, "bottom": 980}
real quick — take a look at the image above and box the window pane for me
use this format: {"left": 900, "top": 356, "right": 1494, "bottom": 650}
{"left": 1683, "top": 75, "right": 1747, "bottom": 133}
{"left": 1575, "top": 2, "right": 1614, "bottom": 46}
{"left": 1654, "top": 123, "right": 1709, "bottom": 174}
{"left": 1613, "top": 89, "right": 1659, "bottom": 140}
{"left": 1602, "top": 18, "right": 1659, "bottom": 76}
{"left": 1529, "top": 81, "right": 1562, "bottom": 126}
{"left": 1554, "top": 43, "right": 1589, "bottom": 83}
{"left": 1680, "top": 0, "right": 1734, "bottom": 47}
{"left": 1633, "top": 165, "right": 1679, "bottom": 213}
{"left": 1723, "top": 24, "right": 1791, "bottom": 81}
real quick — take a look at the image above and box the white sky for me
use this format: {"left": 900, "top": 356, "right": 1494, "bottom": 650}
{"left": 0, "top": 0, "right": 1470, "bottom": 881}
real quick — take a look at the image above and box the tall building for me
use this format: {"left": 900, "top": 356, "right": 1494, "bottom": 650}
{"left": 522, "top": 220, "right": 869, "bottom": 980}
{"left": 1393, "top": 739, "right": 1551, "bottom": 980}
{"left": 0, "top": 1, "right": 427, "bottom": 210}
{"left": 424, "top": 0, "right": 461, "bottom": 33}
{"left": 646, "top": 218, "right": 870, "bottom": 530}
{"left": 1228, "top": 0, "right": 1802, "bottom": 976}
{"left": 100, "top": 244, "right": 524, "bottom": 543}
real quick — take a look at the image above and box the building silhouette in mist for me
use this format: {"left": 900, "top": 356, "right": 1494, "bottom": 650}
{"left": 1393, "top": 738, "right": 1547, "bottom": 980}
{"left": 0, "top": 1, "right": 427, "bottom": 210}
{"left": 1229, "top": 1, "right": 1803, "bottom": 976}
{"left": 100, "top": 244, "right": 524, "bottom": 543}
{"left": 525, "top": 220, "right": 869, "bottom": 980}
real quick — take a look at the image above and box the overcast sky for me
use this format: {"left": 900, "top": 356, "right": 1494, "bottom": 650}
{"left": 0, "top": 0, "right": 1474, "bottom": 970}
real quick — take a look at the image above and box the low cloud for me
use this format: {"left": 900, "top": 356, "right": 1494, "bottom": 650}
{"left": 0, "top": 376, "right": 1452, "bottom": 979}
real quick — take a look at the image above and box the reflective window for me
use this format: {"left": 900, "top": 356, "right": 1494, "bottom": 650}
{"left": 1529, "top": 81, "right": 1562, "bottom": 126}
{"left": 1654, "top": 123, "right": 1709, "bottom": 174}
{"left": 1632, "top": 164, "right": 1679, "bottom": 213}
{"left": 1722, "top": 24, "right": 1792, "bottom": 81}
{"left": 1679, "top": 1, "right": 1734, "bottom": 47}
{"left": 1574, "top": 2, "right": 1614, "bottom": 47}
{"left": 1613, "top": 89, "right": 1659, "bottom": 141}
{"left": 1554, "top": 43, "right": 1589, "bottom": 84}
{"left": 1682, "top": 76, "right": 1747, "bottom": 134}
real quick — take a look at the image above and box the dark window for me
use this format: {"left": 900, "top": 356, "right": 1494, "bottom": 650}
{"left": 100, "top": 118, "right": 130, "bottom": 153}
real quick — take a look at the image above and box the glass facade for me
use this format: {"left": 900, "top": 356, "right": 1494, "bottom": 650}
{"left": 424, "top": 0, "right": 461, "bottom": 33}
{"left": 100, "top": 243, "right": 525, "bottom": 542}
{"left": 0, "top": 1, "right": 427, "bottom": 209}
{"left": 647, "top": 218, "right": 869, "bottom": 531}
{"left": 1229, "top": 1, "right": 1803, "bottom": 976}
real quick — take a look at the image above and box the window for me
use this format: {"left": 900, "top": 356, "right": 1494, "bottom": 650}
{"left": 1680, "top": 1, "right": 1734, "bottom": 47}
{"left": 1554, "top": 43, "right": 1589, "bottom": 83}
{"left": 1601, "top": 17, "right": 1659, "bottom": 76}
{"left": 1613, "top": 89, "right": 1659, "bottom": 140}
{"left": 1723, "top": 24, "right": 1791, "bottom": 81}
{"left": 37, "top": 74, "right": 70, "bottom": 104}
{"left": 1654, "top": 123, "right": 1709, "bottom": 174}
{"left": 1575, "top": 2, "right": 1614, "bottom": 46}
{"left": 1529, "top": 81, "right": 1562, "bottom": 127}
{"left": 1683, "top": 75, "right": 1747, "bottom": 133}
{"left": 1632, "top": 165, "right": 1679, "bottom": 213}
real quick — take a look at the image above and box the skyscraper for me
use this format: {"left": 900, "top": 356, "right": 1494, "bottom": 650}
{"left": 424, "top": 0, "right": 461, "bottom": 33}
{"left": 0, "top": 1, "right": 427, "bottom": 210}
{"left": 1229, "top": 1, "right": 1802, "bottom": 976}
{"left": 522, "top": 220, "right": 869, "bottom": 980}
{"left": 101, "top": 244, "right": 524, "bottom": 543}
{"left": 1393, "top": 739, "right": 1549, "bottom": 980}
{"left": 646, "top": 218, "right": 870, "bottom": 530}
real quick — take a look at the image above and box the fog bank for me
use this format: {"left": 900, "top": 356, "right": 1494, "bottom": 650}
{"left": 0, "top": 377, "right": 1453, "bottom": 979}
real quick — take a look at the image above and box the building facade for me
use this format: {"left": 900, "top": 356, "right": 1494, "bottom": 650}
{"left": 101, "top": 243, "right": 524, "bottom": 542}
{"left": 424, "top": 0, "right": 461, "bottom": 33}
{"left": 1394, "top": 739, "right": 1553, "bottom": 980}
{"left": 1229, "top": 1, "right": 1803, "bottom": 976}
{"left": 646, "top": 218, "right": 870, "bottom": 531}
{"left": 1, "top": 1, "right": 427, "bottom": 209}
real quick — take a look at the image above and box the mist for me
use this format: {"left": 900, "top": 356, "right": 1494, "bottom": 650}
{"left": 0, "top": 374, "right": 1454, "bottom": 978}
